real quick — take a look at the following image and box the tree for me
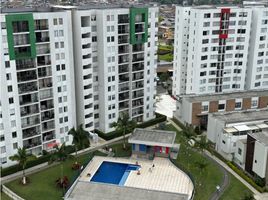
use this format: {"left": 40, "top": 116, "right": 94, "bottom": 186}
{"left": 242, "top": 192, "right": 255, "bottom": 200}
{"left": 196, "top": 135, "right": 208, "bottom": 152}
{"left": 112, "top": 112, "right": 136, "bottom": 149}
{"left": 68, "top": 124, "right": 90, "bottom": 157}
{"left": 50, "top": 143, "right": 73, "bottom": 193}
{"left": 9, "top": 147, "right": 36, "bottom": 184}
{"left": 182, "top": 123, "right": 196, "bottom": 139}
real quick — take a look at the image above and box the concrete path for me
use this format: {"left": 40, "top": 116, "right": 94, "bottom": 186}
{"left": 1, "top": 134, "right": 130, "bottom": 184}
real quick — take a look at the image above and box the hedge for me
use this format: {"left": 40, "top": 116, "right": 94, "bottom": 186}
{"left": 227, "top": 161, "right": 265, "bottom": 193}
{"left": 95, "top": 113, "right": 167, "bottom": 141}
{"left": 1, "top": 145, "right": 76, "bottom": 177}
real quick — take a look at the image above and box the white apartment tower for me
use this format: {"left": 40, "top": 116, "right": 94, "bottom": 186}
{"left": 72, "top": 6, "right": 158, "bottom": 133}
{"left": 246, "top": 5, "right": 268, "bottom": 89}
{"left": 0, "top": 10, "right": 76, "bottom": 167}
{"left": 173, "top": 6, "right": 254, "bottom": 96}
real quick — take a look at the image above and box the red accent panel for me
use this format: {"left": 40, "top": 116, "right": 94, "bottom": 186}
{"left": 219, "top": 34, "right": 228, "bottom": 39}
{"left": 221, "top": 8, "right": 230, "bottom": 13}
{"left": 166, "top": 147, "right": 169, "bottom": 154}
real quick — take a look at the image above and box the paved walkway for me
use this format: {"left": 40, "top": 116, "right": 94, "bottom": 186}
{"left": 1, "top": 134, "right": 131, "bottom": 184}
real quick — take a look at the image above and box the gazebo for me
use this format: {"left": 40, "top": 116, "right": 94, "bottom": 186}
{"left": 128, "top": 128, "right": 180, "bottom": 159}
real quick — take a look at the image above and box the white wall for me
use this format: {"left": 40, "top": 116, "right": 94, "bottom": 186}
{"left": 252, "top": 141, "right": 268, "bottom": 178}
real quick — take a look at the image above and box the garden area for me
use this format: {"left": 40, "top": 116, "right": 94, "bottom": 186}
{"left": 158, "top": 45, "right": 173, "bottom": 62}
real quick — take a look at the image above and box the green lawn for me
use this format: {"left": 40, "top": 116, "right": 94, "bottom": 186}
{"left": 158, "top": 53, "right": 173, "bottom": 62}
{"left": 164, "top": 124, "right": 223, "bottom": 200}
{"left": 108, "top": 142, "right": 132, "bottom": 157}
{"left": 1, "top": 192, "right": 12, "bottom": 200}
{"left": 220, "top": 174, "right": 252, "bottom": 200}
{"left": 162, "top": 124, "right": 252, "bottom": 200}
{"left": 5, "top": 151, "right": 105, "bottom": 200}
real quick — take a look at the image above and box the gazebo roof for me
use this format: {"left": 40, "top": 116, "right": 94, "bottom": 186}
{"left": 128, "top": 128, "right": 176, "bottom": 148}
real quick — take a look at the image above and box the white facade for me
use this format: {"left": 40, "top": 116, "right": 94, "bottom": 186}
{"left": 72, "top": 7, "right": 158, "bottom": 133}
{"left": 246, "top": 6, "right": 268, "bottom": 90}
{"left": 252, "top": 140, "right": 268, "bottom": 178}
{"left": 0, "top": 11, "right": 76, "bottom": 167}
{"left": 173, "top": 5, "right": 268, "bottom": 96}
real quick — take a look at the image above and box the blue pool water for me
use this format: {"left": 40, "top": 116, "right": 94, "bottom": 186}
{"left": 90, "top": 161, "right": 139, "bottom": 185}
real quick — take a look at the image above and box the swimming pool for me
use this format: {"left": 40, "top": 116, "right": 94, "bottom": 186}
{"left": 90, "top": 161, "right": 140, "bottom": 185}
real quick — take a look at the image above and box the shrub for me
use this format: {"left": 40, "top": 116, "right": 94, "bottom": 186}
{"left": 172, "top": 117, "right": 186, "bottom": 130}
{"left": 227, "top": 161, "right": 265, "bottom": 193}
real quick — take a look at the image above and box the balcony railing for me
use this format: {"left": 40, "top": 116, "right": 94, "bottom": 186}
{"left": 118, "top": 15, "right": 129, "bottom": 24}
{"left": 41, "top": 110, "right": 54, "bottom": 121}
{"left": 21, "top": 115, "right": 40, "bottom": 128}
{"left": 119, "top": 75, "right": 129, "bottom": 83}
{"left": 16, "top": 59, "right": 36, "bottom": 71}
{"left": 39, "top": 89, "right": 53, "bottom": 100}
{"left": 20, "top": 104, "right": 39, "bottom": 117}
{"left": 18, "top": 82, "right": 38, "bottom": 94}
{"left": 43, "top": 131, "right": 55, "bottom": 142}
{"left": 39, "top": 78, "right": 52, "bottom": 89}
{"left": 40, "top": 99, "right": 54, "bottom": 111}
{"left": 119, "top": 64, "right": 129, "bottom": 73}
{"left": 132, "top": 91, "right": 144, "bottom": 99}
{"left": 42, "top": 120, "right": 55, "bottom": 132}
{"left": 19, "top": 93, "right": 39, "bottom": 106}
{"left": 119, "top": 93, "right": 129, "bottom": 101}
{"left": 23, "top": 126, "right": 41, "bottom": 139}
{"left": 17, "top": 70, "right": 37, "bottom": 83}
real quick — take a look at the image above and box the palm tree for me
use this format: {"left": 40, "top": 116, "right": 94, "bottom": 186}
{"left": 112, "top": 112, "right": 136, "bottom": 149}
{"left": 68, "top": 124, "right": 90, "bottom": 157}
{"left": 50, "top": 143, "right": 73, "bottom": 193}
{"left": 9, "top": 147, "right": 36, "bottom": 184}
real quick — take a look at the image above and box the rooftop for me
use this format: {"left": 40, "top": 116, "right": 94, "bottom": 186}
{"left": 209, "top": 109, "right": 268, "bottom": 124}
{"left": 249, "top": 131, "right": 268, "bottom": 146}
{"left": 128, "top": 128, "right": 176, "bottom": 147}
{"left": 180, "top": 89, "right": 268, "bottom": 103}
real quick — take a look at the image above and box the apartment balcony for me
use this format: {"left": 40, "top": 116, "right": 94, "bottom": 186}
{"left": 132, "top": 99, "right": 144, "bottom": 108}
{"left": 134, "top": 14, "right": 144, "bottom": 23}
{"left": 132, "top": 72, "right": 144, "bottom": 81}
{"left": 17, "top": 70, "right": 37, "bottom": 83}
{"left": 118, "top": 15, "right": 129, "bottom": 24}
{"left": 132, "top": 81, "right": 144, "bottom": 90}
{"left": 119, "top": 64, "right": 129, "bottom": 74}
{"left": 21, "top": 115, "right": 40, "bottom": 128}
{"left": 40, "top": 99, "right": 54, "bottom": 111}
{"left": 19, "top": 93, "right": 39, "bottom": 106}
{"left": 132, "top": 90, "right": 144, "bottom": 99}
{"left": 119, "top": 55, "right": 129, "bottom": 64}
{"left": 118, "top": 25, "right": 129, "bottom": 34}
{"left": 119, "top": 83, "right": 129, "bottom": 92}
{"left": 39, "top": 78, "right": 52, "bottom": 89}
{"left": 119, "top": 74, "right": 129, "bottom": 83}
{"left": 18, "top": 81, "right": 38, "bottom": 94}
{"left": 41, "top": 110, "right": 54, "bottom": 121}
{"left": 132, "top": 107, "right": 144, "bottom": 117}
{"left": 20, "top": 104, "right": 39, "bottom": 117}
{"left": 22, "top": 126, "right": 41, "bottom": 139}
{"left": 39, "top": 88, "right": 53, "bottom": 100}
{"left": 132, "top": 44, "right": 144, "bottom": 53}
{"left": 132, "top": 54, "right": 144, "bottom": 62}
{"left": 16, "top": 59, "right": 36, "bottom": 71}
{"left": 38, "top": 66, "right": 52, "bottom": 78}
{"left": 14, "top": 46, "right": 31, "bottom": 58}
{"left": 12, "top": 21, "right": 29, "bottom": 33}
{"left": 23, "top": 136, "right": 42, "bottom": 149}
{"left": 13, "top": 34, "right": 30, "bottom": 46}
{"left": 37, "top": 55, "right": 51, "bottom": 66}
{"left": 132, "top": 62, "right": 144, "bottom": 71}
{"left": 135, "top": 24, "right": 145, "bottom": 33}
{"left": 37, "top": 45, "right": 50, "bottom": 55}
{"left": 42, "top": 120, "right": 55, "bottom": 132}
{"left": 36, "top": 31, "right": 49, "bottom": 43}
{"left": 119, "top": 101, "right": 129, "bottom": 110}
{"left": 118, "top": 35, "right": 129, "bottom": 44}
{"left": 118, "top": 45, "right": 129, "bottom": 54}
{"left": 132, "top": 115, "right": 143, "bottom": 123}
{"left": 35, "top": 20, "right": 49, "bottom": 31}
{"left": 119, "top": 92, "right": 129, "bottom": 101}
{"left": 42, "top": 131, "right": 55, "bottom": 142}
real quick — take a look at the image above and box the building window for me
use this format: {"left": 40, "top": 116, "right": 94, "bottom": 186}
{"left": 238, "top": 148, "right": 242, "bottom": 155}
{"left": 12, "top": 132, "right": 17, "bottom": 138}
{"left": 13, "top": 143, "right": 18, "bottom": 149}
{"left": 0, "top": 135, "right": 4, "bottom": 141}
{"left": 235, "top": 102, "right": 242, "bottom": 109}
{"left": 251, "top": 99, "right": 258, "bottom": 108}
{"left": 218, "top": 104, "right": 225, "bottom": 110}
{"left": 201, "top": 105, "right": 208, "bottom": 112}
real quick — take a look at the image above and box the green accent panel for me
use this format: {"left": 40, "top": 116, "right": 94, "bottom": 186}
{"left": 129, "top": 7, "right": 148, "bottom": 45}
{"left": 5, "top": 13, "right": 36, "bottom": 60}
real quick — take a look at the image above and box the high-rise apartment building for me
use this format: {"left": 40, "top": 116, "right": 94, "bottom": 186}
{"left": 246, "top": 6, "right": 268, "bottom": 89}
{"left": 0, "top": 4, "right": 158, "bottom": 167}
{"left": 173, "top": 5, "right": 268, "bottom": 97}
{"left": 0, "top": 10, "right": 76, "bottom": 167}
{"left": 72, "top": 6, "right": 158, "bottom": 133}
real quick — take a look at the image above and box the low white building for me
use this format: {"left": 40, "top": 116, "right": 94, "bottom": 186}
{"left": 207, "top": 109, "right": 268, "bottom": 161}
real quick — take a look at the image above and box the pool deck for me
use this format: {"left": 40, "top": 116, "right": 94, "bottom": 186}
{"left": 78, "top": 156, "right": 194, "bottom": 199}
